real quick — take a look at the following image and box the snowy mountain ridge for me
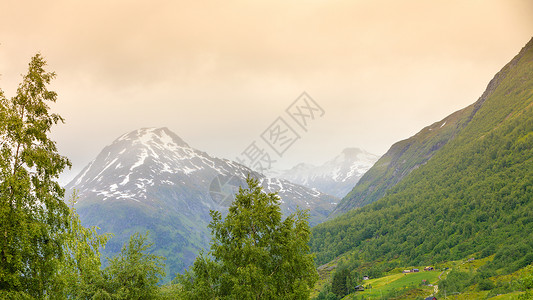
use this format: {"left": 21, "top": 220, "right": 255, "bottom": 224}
{"left": 272, "top": 147, "right": 380, "bottom": 198}
{"left": 69, "top": 127, "right": 248, "bottom": 204}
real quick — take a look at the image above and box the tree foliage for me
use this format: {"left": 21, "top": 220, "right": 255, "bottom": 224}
{"left": 103, "top": 232, "right": 166, "bottom": 300}
{"left": 518, "top": 264, "right": 533, "bottom": 300}
{"left": 58, "top": 193, "right": 112, "bottom": 299}
{"left": 177, "top": 177, "right": 318, "bottom": 299}
{"left": 331, "top": 267, "right": 352, "bottom": 298}
{"left": 0, "top": 53, "right": 167, "bottom": 299}
{"left": 0, "top": 53, "right": 71, "bottom": 298}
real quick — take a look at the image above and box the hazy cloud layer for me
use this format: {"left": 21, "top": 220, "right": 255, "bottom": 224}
{"left": 1, "top": 0, "right": 532, "bottom": 184}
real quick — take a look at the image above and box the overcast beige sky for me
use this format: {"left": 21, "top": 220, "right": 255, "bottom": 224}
{"left": 1, "top": 0, "right": 532, "bottom": 183}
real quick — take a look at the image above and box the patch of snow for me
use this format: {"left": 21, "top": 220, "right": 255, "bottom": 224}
{"left": 74, "top": 161, "right": 94, "bottom": 186}
{"left": 120, "top": 174, "right": 130, "bottom": 185}
{"left": 116, "top": 132, "right": 131, "bottom": 142}
{"left": 138, "top": 178, "right": 154, "bottom": 187}
{"left": 94, "top": 157, "right": 118, "bottom": 180}
{"left": 159, "top": 129, "right": 180, "bottom": 150}
{"left": 182, "top": 166, "right": 198, "bottom": 175}
{"left": 161, "top": 162, "right": 173, "bottom": 173}
{"left": 130, "top": 150, "right": 148, "bottom": 171}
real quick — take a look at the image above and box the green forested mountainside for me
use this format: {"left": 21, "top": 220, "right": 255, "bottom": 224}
{"left": 332, "top": 37, "right": 533, "bottom": 215}
{"left": 76, "top": 199, "right": 196, "bottom": 283}
{"left": 312, "top": 37, "right": 533, "bottom": 277}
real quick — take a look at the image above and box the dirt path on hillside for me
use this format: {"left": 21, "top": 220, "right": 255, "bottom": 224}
{"left": 428, "top": 270, "right": 446, "bottom": 298}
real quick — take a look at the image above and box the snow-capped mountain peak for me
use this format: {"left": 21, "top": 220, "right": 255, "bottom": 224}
{"left": 67, "top": 127, "right": 337, "bottom": 218}
{"left": 67, "top": 127, "right": 212, "bottom": 202}
{"left": 116, "top": 127, "right": 190, "bottom": 149}
{"left": 274, "top": 147, "right": 380, "bottom": 198}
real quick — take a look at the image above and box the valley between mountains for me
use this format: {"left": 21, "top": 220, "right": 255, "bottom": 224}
{"left": 66, "top": 37, "right": 532, "bottom": 298}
